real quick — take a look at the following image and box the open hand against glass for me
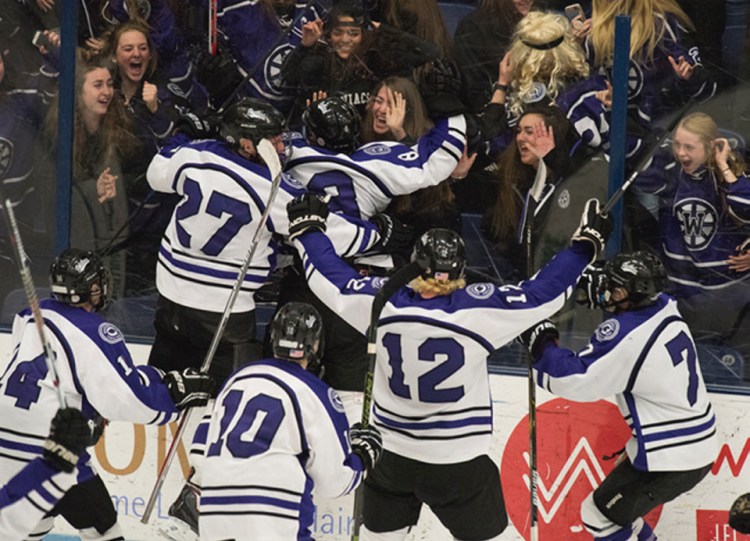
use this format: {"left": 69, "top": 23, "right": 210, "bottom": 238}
{"left": 385, "top": 87, "right": 407, "bottom": 140}
{"left": 527, "top": 121, "right": 555, "bottom": 159}
{"left": 301, "top": 19, "right": 324, "bottom": 47}
{"left": 451, "top": 145, "right": 478, "bottom": 180}
{"left": 668, "top": 55, "right": 695, "bottom": 80}
{"left": 97, "top": 167, "right": 118, "bottom": 203}
{"left": 305, "top": 90, "right": 328, "bottom": 108}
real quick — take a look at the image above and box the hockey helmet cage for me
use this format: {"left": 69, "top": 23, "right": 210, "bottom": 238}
{"left": 49, "top": 248, "right": 111, "bottom": 310}
{"left": 600, "top": 251, "right": 667, "bottom": 309}
{"left": 412, "top": 228, "right": 466, "bottom": 282}
{"left": 302, "top": 96, "right": 361, "bottom": 153}
{"left": 220, "top": 97, "right": 286, "bottom": 147}
{"left": 271, "top": 302, "right": 324, "bottom": 365}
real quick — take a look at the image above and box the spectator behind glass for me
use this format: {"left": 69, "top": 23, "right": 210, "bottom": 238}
{"left": 107, "top": 20, "right": 183, "bottom": 294}
{"left": 216, "top": 0, "right": 327, "bottom": 113}
{"left": 586, "top": 0, "right": 716, "bottom": 125}
{"left": 103, "top": 0, "right": 210, "bottom": 114}
{"left": 454, "top": 0, "right": 532, "bottom": 113}
{"left": 361, "top": 76, "right": 474, "bottom": 243}
{"left": 40, "top": 50, "right": 139, "bottom": 298}
{"left": 650, "top": 112, "right": 750, "bottom": 369}
{"left": 377, "top": 0, "right": 453, "bottom": 59}
{"left": 482, "top": 104, "right": 580, "bottom": 279}
{"left": 280, "top": 4, "right": 376, "bottom": 128}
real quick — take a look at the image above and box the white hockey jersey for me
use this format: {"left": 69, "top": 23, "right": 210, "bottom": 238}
{"left": 0, "top": 458, "right": 76, "bottom": 541}
{"left": 294, "top": 231, "right": 594, "bottom": 464}
{"left": 285, "top": 115, "right": 467, "bottom": 219}
{"left": 0, "top": 300, "right": 179, "bottom": 489}
{"left": 147, "top": 135, "right": 382, "bottom": 313}
{"left": 199, "top": 359, "right": 363, "bottom": 541}
{"left": 533, "top": 295, "right": 717, "bottom": 471}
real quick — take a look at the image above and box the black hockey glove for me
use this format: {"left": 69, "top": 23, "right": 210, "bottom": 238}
{"left": 576, "top": 261, "right": 607, "bottom": 310}
{"left": 43, "top": 408, "right": 91, "bottom": 473}
{"left": 418, "top": 59, "right": 467, "bottom": 118}
{"left": 370, "top": 213, "right": 415, "bottom": 255}
{"left": 730, "top": 493, "right": 750, "bottom": 534}
{"left": 571, "top": 198, "right": 613, "bottom": 263}
{"left": 350, "top": 423, "right": 383, "bottom": 473}
{"left": 88, "top": 414, "right": 109, "bottom": 446}
{"left": 287, "top": 194, "right": 329, "bottom": 241}
{"left": 194, "top": 43, "right": 245, "bottom": 107}
{"left": 174, "top": 112, "right": 219, "bottom": 140}
{"left": 164, "top": 368, "right": 217, "bottom": 410}
{"left": 518, "top": 320, "right": 559, "bottom": 361}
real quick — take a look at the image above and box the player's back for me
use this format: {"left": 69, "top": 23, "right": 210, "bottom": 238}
{"left": 199, "top": 359, "right": 359, "bottom": 540}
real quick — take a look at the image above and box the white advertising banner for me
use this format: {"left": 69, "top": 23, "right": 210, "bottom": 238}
{"left": 0, "top": 338, "right": 745, "bottom": 541}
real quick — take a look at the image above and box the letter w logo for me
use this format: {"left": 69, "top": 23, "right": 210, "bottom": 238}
{"left": 682, "top": 210, "right": 707, "bottom": 237}
{"left": 522, "top": 438, "right": 607, "bottom": 523}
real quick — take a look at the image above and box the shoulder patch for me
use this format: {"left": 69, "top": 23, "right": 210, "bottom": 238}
{"left": 466, "top": 282, "right": 495, "bottom": 299}
{"left": 523, "top": 82, "right": 548, "bottom": 104}
{"left": 362, "top": 144, "right": 392, "bottom": 156}
{"left": 594, "top": 319, "right": 620, "bottom": 342}
{"left": 281, "top": 171, "right": 305, "bottom": 190}
{"left": 98, "top": 322, "right": 124, "bottom": 344}
{"left": 328, "top": 388, "right": 346, "bottom": 413}
{"left": 371, "top": 276, "right": 387, "bottom": 290}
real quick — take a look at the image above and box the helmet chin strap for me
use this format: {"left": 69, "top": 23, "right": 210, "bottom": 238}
{"left": 600, "top": 290, "right": 631, "bottom": 314}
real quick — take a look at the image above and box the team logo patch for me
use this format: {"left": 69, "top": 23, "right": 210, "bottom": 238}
{"left": 264, "top": 44, "right": 293, "bottom": 95}
{"left": 328, "top": 388, "right": 346, "bottom": 413}
{"left": 522, "top": 82, "right": 548, "bottom": 104}
{"left": 281, "top": 172, "right": 304, "bottom": 189}
{"left": 362, "top": 144, "right": 391, "bottom": 156}
{"left": 166, "top": 82, "right": 188, "bottom": 100}
{"left": 466, "top": 282, "right": 495, "bottom": 299}
{"left": 675, "top": 198, "right": 717, "bottom": 251}
{"left": 627, "top": 63, "right": 644, "bottom": 98}
{"left": 594, "top": 319, "right": 620, "bottom": 342}
{"left": 98, "top": 322, "right": 124, "bottom": 344}
{"left": 0, "top": 137, "right": 13, "bottom": 179}
{"left": 557, "top": 188, "right": 570, "bottom": 209}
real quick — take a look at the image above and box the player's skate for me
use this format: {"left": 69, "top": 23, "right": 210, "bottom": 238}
{"left": 158, "top": 482, "right": 200, "bottom": 541}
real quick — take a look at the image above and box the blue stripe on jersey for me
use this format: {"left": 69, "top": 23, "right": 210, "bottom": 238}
{"left": 35, "top": 483, "right": 57, "bottom": 505}
{"left": 201, "top": 494, "right": 301, "bottom": 510}
{"left": 378, "top": 315, "right": 495, "bottom": 354}
{"left": 0, "top": 438, "right": 43, "bottom": 455}
{"left": 642, "top": 417, "right": 716, "bottom": 443}
{"left": 625, "top": 315, "right": 683, "bottom": 393}
{"left": 373, "top": 412, "right": 492, "bottom": 431}
{"left": 286, "top": 154, "right": 396, "bottom": 199}
{"left": 43, "top": 317, "right": 85, "bottom": 396}
{"left": 624, "top": 392, "right": 648, "bottom": 470}
{"left": 642, "top": 403, "right": 713, "bottom": 429}
{"left": 158, "top": 246, "right": 269, "bottom": 283}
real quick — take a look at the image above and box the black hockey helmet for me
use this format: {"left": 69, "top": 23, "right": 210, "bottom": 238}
{"left": 302, "top": 96, "right": 361, "bottom": 153}
{"left": 271, "top": 302, "right": 324, "bottom": 367}
{"left": 220, "top": 97, "right": 286, "bottom": 147}
{"left": 600, "top": 251, "right": 667, "bottom": 310}
{"left": 412, "top": 228, "right": 466, "bottom": 282}
{"left": 49, "top": 248, "right": 111, "bottom": 310}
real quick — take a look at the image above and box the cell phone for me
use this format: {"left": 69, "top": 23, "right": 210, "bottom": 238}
{"left": 564, "top": 3, "right": 585, "bottom": 21}
{"left": 32, "top": 30, "right": 52, "bottom": 50}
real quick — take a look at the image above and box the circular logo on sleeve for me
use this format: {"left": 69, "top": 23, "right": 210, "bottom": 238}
{"left": 98, "top": 322, "right": 124, "bottom": 344}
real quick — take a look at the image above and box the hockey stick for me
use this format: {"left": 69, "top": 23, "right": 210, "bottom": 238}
{"left": 2, "top": 199, "right": 66, "bottom": 408}
{"left": 140, "top": 139, "right": 284, "bottom": 524}
{"left": 351, "top": 260, "right": 424, "bottom": 541}
{"left": 600, "top": 100, "right": 694, "bottom": 216}
{"left": 208, "top": 0, "right": 218, "bottom": 56}
{"left": 520, "top": 160, "right": 547, "bottom": 541}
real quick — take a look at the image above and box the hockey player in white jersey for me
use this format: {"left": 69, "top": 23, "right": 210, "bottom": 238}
{"left": 285, "top": 193, "right": 613, "bottom": 540}
{"left": 0, "top": 408, "right": 90, "bottom": 541}
{"left": 199, "top": 302, "right": 383, "bottom": 541}
{"left": 519, "top": 251, "right": 717, "bottom": 541}
{"left": 0, "top": 249, "right": 215, "bottom": 540}
{"left": 286, "top": 95, "right": 467, "bottom": 220}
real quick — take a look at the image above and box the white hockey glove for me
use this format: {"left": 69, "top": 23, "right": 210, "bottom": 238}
{"left": 518, "top": 320, "right": 559, "bottom": 361}
{"left": 350, "top": 423, "right": 383, "bottom": 473}
{"left": 164, "top": 368, "right": 216, "bottom": 410}
{"left": 571, "top": 198, "right": 613, "bottom": 262}
{"left": 43, "top": 408, "right": 91, "bottom": 473}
